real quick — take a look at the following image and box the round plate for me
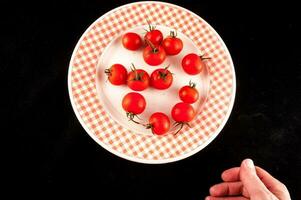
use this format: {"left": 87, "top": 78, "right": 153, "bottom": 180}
{"left": 68, "top": 1, "right": 236, "bottom": 164}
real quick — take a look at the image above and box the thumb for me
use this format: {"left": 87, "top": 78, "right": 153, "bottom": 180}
{"left": 240, "top": 159, "right": 273, "bottom": 199}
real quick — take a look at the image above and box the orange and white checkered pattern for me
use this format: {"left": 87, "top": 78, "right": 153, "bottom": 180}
{"left": 69, "top": 2, "right": 235, "bottom": 163}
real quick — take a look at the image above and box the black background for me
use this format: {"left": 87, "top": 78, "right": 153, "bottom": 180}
{"left": 2, "top": 0, "right": 301, "bottom": 199}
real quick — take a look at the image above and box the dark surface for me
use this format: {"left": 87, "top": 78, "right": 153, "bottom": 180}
{"left": 2, "top": 0, "right": 301, "bottom": 198}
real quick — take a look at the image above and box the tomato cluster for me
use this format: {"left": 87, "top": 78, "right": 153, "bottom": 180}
{"left": 104, "top": 23, "right": 210, "bottom": 135}
{"left": 122, "top": 24, "right": 183, "bottom": 66}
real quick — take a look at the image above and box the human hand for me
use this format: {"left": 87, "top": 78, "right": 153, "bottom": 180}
{"left": 206, "top": 159, "right": 291, "bottom": 200}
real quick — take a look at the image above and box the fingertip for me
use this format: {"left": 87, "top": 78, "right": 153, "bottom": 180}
{"left": 221, "top": 167, "right": 240, "bottom": 182}
{"left": 241, "top": 159, "right": 256, "bottom": 176}
{"left": 221, "top": 171, "right": 228, "bottom": 181}
{"left": 205, "top": 196, "right": 211, "bottom": 200}
{"left": 209, "top": 183, "right": 225, "bottom": 196}
{"left": 209, "top": 185, "right": 216, "bottom": 195}
{"left": 242, "top": 158, "right": 255, "bottom": 169}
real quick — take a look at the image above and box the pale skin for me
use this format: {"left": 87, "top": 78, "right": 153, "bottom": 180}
{"left": 206, "top": 159, "right": 291, "bottom": 200}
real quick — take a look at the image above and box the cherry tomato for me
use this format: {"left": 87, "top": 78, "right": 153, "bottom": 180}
{"left": 150, "top": 67, "right": 173, "bottom": 90}
{"left": 104, "top": 64, "right": 128, "bottom": 85}
{"left": 162, "top": 31, "right": 183, "bottom": 55}
{"left": 147, "top": 112, "right": 170, "bottom": 135}
{"left": 179, "top": 81, "right": 199, "bottom": 104}
{"left": 143, "top": 45, "right": 166, "bottom": 66}
{"left": 144, "top": 24, "right": 163, "bottom": 46}
{"left": 171, "top": 102, "right": 195, "bottom": 123}
{"left": 182, "top": 53, "right": 206, "bottom": 75}
{"left": 122, "top": 32, "right": 142, "bottom": 51}
{"left": 122, "top": 92, "right": 146, "bottom": 115}
{"left": 171, "top": 102, "right": 195, "bottom": 134}
{"left": 127, "top": 65, "right": 150, "bottom": 91}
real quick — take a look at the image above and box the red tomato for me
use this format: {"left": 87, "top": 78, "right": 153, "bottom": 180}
{"left": 171, "top": 102, "right": 195, "bottom": 123}
{"left": 171, "top": 102, "right": 195, "bottom": 134}
{"left": 122, "top": 32, "right": 142, "bottom": 51}
{"left": 150, "top": 67, "right": 173, "bottom": 90}
{"left": 104, "top": 64, "right": 127, "bottom": 85}
{"left": 143, "top": 45, "right": 166, "bottom": 66}
{"left": 127, "top": 65, "right": 150, "bottom": 91}
{"left": 144, "top": 25, "right": 163, "bottom": 45}
{"left": 122, "top": 92, "right": 146, "bottom": 115}
{"left": 162, "top": 31, "right": 183, "bottom": 55}
{"left": 147, "top": 112, "right": 170, "bottom": 135}
{"left": 182, "top": 53, "right": 206, "bottom": 75}
{"left": 179, "top": 81, "right": 199, "bottom": 104}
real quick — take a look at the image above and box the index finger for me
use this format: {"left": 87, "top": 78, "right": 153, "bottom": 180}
{"left": 221, "top": 167, "right": 240, "bottom": 182}
{"left": 255, "top": 166, "right": 290, "bottom": 199}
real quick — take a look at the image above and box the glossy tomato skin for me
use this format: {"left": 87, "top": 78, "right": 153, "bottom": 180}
{"left": 127, "top": 69, "right": 150, "bottom": 91}
{"left": 171, "top": 102, "right": 195, "bottom": 123}
{"left": 143, "top": 45, "right": 166, "bottom": 66}
{"left": 149, "top": 112, "right": 170, "bottom": 135}
{"left": 105, "top": 64, "right": 127, "bottom": 85}
{"left": 182, "top": 53, "right": 205, "bottom": 75}
{"left": 122, "top": 32, "right": 142, "bottom": 51}
{"left": 122, "top": 92, "right": 146, "bottom": 114}
{"left": 162, "top": 37, "right": 183, "bottom": 55}
{"left": 150, "top": 68, "right": 173, "bottom": 90}
{"left": 179, "top": 86, "right": 199, "bottom": 104}
{"left": 145, "top": 30, "right": 163, "bottom": 46}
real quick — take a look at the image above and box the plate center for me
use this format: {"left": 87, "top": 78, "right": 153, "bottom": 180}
{"left": 96, "top": 25, "right": 210, "bottom": 136}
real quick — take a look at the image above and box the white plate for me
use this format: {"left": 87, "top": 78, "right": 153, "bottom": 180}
{"left": 68, "top": 1, "right": 236, "bottom": 163}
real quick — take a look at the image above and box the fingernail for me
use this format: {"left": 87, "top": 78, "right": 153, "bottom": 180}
{"left": 205, "top": 196, "right": 210, "bottom": 200}
{"left": 244, "top": 159, "right": 255, "bottom": 169}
